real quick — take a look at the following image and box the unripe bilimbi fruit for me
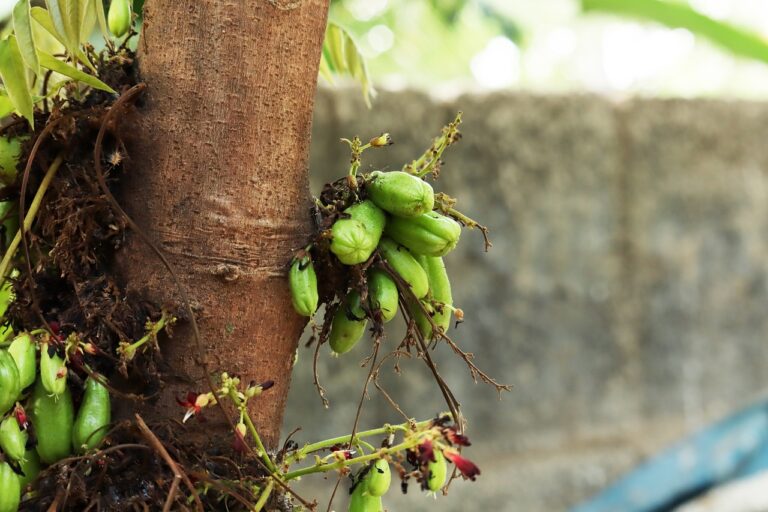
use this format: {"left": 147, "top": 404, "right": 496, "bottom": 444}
{"left": 30, "top": 379, "right": 74, "bottom": 464}
{"left": 416, "top": 255, "right": 453, "bottom": 339}
{"left": 427, "top": 449, "right": 447, "bottom": 492}
{"left": 40, "top": 343, "right": 67, "bottom": 396}
{"left": 348, "top": 480, "right": 383, "bottom": 512}
{"left": 0, "top": 461, "right": 20, "bottom": 512}
{"left": 329, "top": 291, "right": 368, "bottom": 355}
{"left": 367, "top": 270, "right": 398, "bottom": 323}
{"left": 366, "top": 459, "right": 391, "bottom": 497}
{"left": 385, "top": 211, "right": 461, "bottom": 257}
{"left": 72, "top": 376, "right": 111, "bottom": 452}
{"left": 377, "top": 238, "right": 428, "bottom": 299}
{"left": 366, "top": 171, "right": 434, "bottom": 218}
{"left": 0, "top": 350, "right": 20, "bottom": 414}
{"left": 330, "top": 200, "right": 386, "bottom": 265}
{"left": 0, "top": 136, "right": 24, "bottom": 186}
{"left": 8, "top": 333, "right": 36, "bottom": 389}
{"left": 17, "top": 449, "right": 40, "bottom": 489}
{"left": 108, "top": 0, "right": 132, "bottom": 37}
{"left": 289, "top": 256, "right": 319, "bottom": 317}
{"left": 0, "top": 415, "right": 26, "bottom": 462}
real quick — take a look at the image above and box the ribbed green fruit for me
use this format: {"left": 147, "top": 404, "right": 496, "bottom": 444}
{"left": 367, "top": 270, "right": 398, "bottom": 323}
{"left": 329, "top": 291, "right": 368, "bottom": 355}
{"left": 366, "top": 171, "right": 434, "bottom": 218}
{"left": 0, "top": 415, "right": 27, "bottom": 462}
{"left": 427, "top": 449, "right": 447, "bottom": 491}
{"left": 30, "top": 379, "right": 73, "bottom": 464}
{"left": 8, "top": 333, "right": 35, "bottom": 389}
{"left": 40, "top": 343, "right": 67, "bottom": 396}
{"left": 108, "top": 0, "right": 132, "bottom": 37}
{"left": 384, "top": 211, "right": 461, "bottom": 257}
{"left": 289, "top": 256, "right": 319, "bottom": 317}
{"left": 377, "top": 238, "right": 428, "bottom": 299}
{"left": 330, "top": 200, "right": 386, "bottom": 265}
{"left": 0, "top": 461, "right": 20, "bottom": 512}
{"left": 348, "top": 480, "right": 383, "bottom": 512}
{"left": 72, "top": 376, "right": 111, "bottom": 452}
{"left": 366, "top": 459, "right": 391, "bottom": 497}
{"left": 17, "top": 449, "right": 40, "bottom": 489}
{"left": 0, "top": 136, "right": 24, "bottom": 186}
{"left": 0, "top": 350, "right": 20, "bottom": 415}
{"left": 414, "top": 255, "right": 453, "bottom": 340}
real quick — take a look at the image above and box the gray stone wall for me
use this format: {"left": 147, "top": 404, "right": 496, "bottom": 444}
{"left": 281, "top": 88, "right": 768, "bottom": 511}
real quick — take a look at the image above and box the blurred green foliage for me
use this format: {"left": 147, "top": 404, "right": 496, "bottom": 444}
{"left": 328, "top": 0, "right": 521, "bottom": 87}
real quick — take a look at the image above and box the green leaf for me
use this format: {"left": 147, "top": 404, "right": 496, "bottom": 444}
{"left": 324, "top": 23, "right": 347, "bottom": 74}
{"left": 38, "top": 51, "right": 115, "bottom": 93}
{"left": 61, "top": 0, "right": 82, "bottom": 49}
{"left": 318, "top": 51, "right": 334, "bottom": 85}
{"left": 44, "top": 0, "right": 95, "bottom": 71}
{"left": 0, "top": 95, "right": 15, "bottom": 118}
{"left": 0, "top": 36, "right": 34, "bottom": 127}
{"left": 79, "top": 0, "right": 97, "bottom": 40}
{"left": 581, "top": 0, "right": 768, "bottom": 64}
{"left": 13, "top": 0, "right": 40, "bottom": 76}
{"left": 44, "top": 0, "right": 71, "bottom": 47}
{"left": 31, "top": 7, "right": 93, "bottom": 70}
{"left": 92, "top": 0, "right": 109, "bottom": 39}
{"left": 322, "top": 22, "right": 375, "bottom": 107}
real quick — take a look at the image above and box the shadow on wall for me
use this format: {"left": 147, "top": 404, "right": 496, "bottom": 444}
{"left": 281, "top": 87, "right": 768, "bottom": 512}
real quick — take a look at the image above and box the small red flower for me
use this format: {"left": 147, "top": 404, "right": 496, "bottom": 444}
{"left": 443, "top": 449, "right": 481, "bottom": 481}
{"left": 13, "top": 404, "right": 28, "bottom": 430}
{"left": 176, "top": 392, "right": 212, "bottom": 423}
{"left": 443, "top": 426, "right": 471, "bottom": 447}
{"left": 417, "top": 438, "right": 435, "bottom": 465}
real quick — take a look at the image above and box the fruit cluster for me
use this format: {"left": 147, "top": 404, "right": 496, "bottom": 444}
{"left": 0, "top": 325, "right": 111, "bottom": 511}
{"left": 289, "top": 169, "right": 463, "bottom": 355}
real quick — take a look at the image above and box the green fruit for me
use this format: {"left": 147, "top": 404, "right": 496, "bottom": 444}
{"left": 384, "top": 211, "right": 461, "bottom": 257}
{"left": 17, "top": 449, "right": 40, "bottom": 489}
{"left": 0, "top": 461, "right": 20, "bottom": 512}
{"left": 366, "top": 171, "right": 434, "bottom": 218}
{"left": 0, "top": 136, "right": 24, "bottom": 186}
{"left": 377, "top": 238, "right": 428, "bottom": 299}
{"left": 289, "top": 256, "right": 319, "bottom": 317}
{"left": 366, "top": 459, "right": 391, "bottom": 497}
{"left": 40, "top": 343, "right": 67, "bottom": 396}
{"left": 348, "top": 480, "right": 383, "bottom": 512}
{"left": 368, "top": 270, "right": 398, "bottom": 323}
{"left": 330, "top": 200, "right": 386, "bottom": 265}
{"left": 8, "top": 333, "right": 35, "bottom": 389}
{"left": 108, "top": 0, "right": 132, "bottom": 37}
{"left": 414, "top": 256, "right": 453, "bottom": 340}
{"left": 72, "top": 376, "right": 111, "bottom": 452}
{"left": 0, "top": 350, "right": 20, "bottom": 415}
{"left": 30, "top": 379, "right": 73, "bottom": 464}
{"left": 404, "top": 296, "right": 433, "bottom": 341}
{"left": 0, "top": 201, "right": 18, "bottom": 251}
{"left": 328, "top": 291, "right": 367, "bottom": 355}
{"left": 427, "top": 449, "right": 447, "bottom": 492}
{"left": 0, "top": 414, "right": 27, "bottom": 462}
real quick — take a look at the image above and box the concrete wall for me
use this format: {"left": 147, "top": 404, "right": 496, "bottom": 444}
{"left": 281, "top": 88, "right": 768, "bottom": 511}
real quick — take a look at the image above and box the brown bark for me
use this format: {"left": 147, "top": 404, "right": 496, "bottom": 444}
{"left": 118, "top": 0, "right": 329, "bottom": 447}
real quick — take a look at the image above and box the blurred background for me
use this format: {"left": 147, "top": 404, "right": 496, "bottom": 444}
{"left": 281, "top": 1, "right": 768, "bottom": 511}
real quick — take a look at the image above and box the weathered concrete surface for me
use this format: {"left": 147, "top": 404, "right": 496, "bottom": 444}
{"left": 281, "top": 89, "right": 768, "bottom": 511}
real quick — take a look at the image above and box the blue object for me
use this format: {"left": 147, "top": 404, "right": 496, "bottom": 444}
{"left": 570, "top": 399, "right": 768, "bottom": 512}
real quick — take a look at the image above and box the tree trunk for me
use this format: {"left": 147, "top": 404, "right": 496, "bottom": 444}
{"left": 117, "top": 0, "right": 329, "bottom": 448}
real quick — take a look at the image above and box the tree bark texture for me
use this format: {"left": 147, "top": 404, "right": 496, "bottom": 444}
{"left": 117, "top": 0, "right": 329, "bottom": 448}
